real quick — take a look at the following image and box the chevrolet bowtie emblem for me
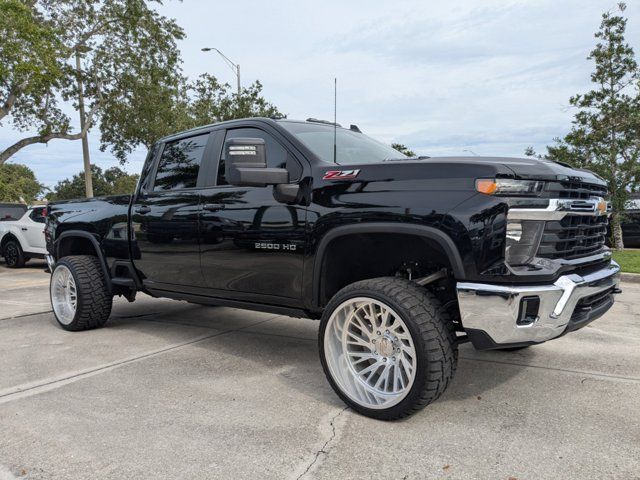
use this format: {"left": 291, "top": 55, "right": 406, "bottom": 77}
{"left": 597, "top": 199, "right": 607, "bottom": 215}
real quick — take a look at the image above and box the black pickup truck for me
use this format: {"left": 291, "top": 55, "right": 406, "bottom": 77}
{"left": 45, "top": 117, "right": 620, "bottom": 420}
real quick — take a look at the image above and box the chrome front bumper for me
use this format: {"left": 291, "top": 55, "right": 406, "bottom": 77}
{"left": 456, "top": 261, "right": 620, "bottom": 349}
{"left": 45, "top": 254, "right": 55, "bottom": 272}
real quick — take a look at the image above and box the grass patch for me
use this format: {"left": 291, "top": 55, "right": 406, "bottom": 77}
{"left": 612, "top": 250, "right": 640, "bottom": 274}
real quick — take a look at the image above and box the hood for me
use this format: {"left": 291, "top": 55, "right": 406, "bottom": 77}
{"left": 419, "top": 156, "right": 606, "bottom": 186}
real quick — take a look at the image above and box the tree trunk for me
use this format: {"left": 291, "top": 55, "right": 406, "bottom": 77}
{"left": 610, "top": 212, "right": 625, "bottom": 251}
{"left": 76, "top": 51, "right": 93, "bottom": 198}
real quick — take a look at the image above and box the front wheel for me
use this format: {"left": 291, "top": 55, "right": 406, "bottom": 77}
{"left": 319, "top": 277, "right": 458, "bottom": 420}
{"left": 50, "top": 256, "right": 113, "bottom": 331}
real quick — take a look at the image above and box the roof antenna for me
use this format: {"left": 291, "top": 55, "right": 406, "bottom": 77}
{"left": 333, "top": 77, "right": 337, "bottom": 164}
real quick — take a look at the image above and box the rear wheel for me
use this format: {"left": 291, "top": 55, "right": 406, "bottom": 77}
{"left": 4, "top": 240, "right": 25, "bottom": 268}
{"left": 319, "top": 277, "right": 457, "bottom": 420}
{"left": 50, "top": 256, "right": 112, "bottom": 331}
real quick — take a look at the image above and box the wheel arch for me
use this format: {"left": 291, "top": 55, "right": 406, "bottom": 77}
{"left": 55, "top": 230, "right": 112, "bottom": 293}
{"left": 312, "top": 223, "right": 465, "bottom": 309}
{"left": 1, "top": 232, "right": 22, "bottom": 255}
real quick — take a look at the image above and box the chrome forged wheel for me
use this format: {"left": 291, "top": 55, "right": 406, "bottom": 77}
{"left": 51, "top": 264, "right": 77, "bottom": 325}
{"left": 49, "top": 256, "right": 112, "bottom": 331}
{"left": 319, "top": 277, "right": 458, "bottom": 420}
{"left": 324, "top": 297, "right": 417, "bottom": 409}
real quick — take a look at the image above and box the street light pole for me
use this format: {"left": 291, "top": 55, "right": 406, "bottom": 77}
{"left": 201, "top": 47, "right": 241, "bottom": 96}
{"left": 75, "top": 50, "right": 93, "bottom": 198}
{"left": 236, "top": 63, "right": 240, "bottom": 97}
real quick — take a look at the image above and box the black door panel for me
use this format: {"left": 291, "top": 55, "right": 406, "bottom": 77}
{"left": 199, "top": 187, "right": 306, "bottom": 299}
{"left": 130, "top": 132, "right": 212, "bottom": 288}
{"left": 131, "top": 191, "right": 203, "bottom": 287}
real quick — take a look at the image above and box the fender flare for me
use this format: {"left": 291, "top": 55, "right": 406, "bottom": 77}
{"left": 55, "top": 230, "right": 112, "bottom": 293}
{"left": 312, "top": 222, "right": 465, "bottom": 308}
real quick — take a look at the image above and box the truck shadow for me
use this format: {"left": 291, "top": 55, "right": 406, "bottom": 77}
{"left": 439, "top": 344, "right": 529, "bottom": 404}
{"left": 111, "top": 304, "right": 527, "bottom": 412}
{"left": 0, "top": 258, "right": 48, "bottom": 271}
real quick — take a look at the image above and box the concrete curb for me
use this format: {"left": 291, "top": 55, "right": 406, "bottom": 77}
{"left": 620, "top": 272, "right": 640, "bottom": 284}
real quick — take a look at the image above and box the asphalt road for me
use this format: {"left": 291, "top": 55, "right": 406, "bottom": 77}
{"left": 1, "top": 260, "right": 639, "bottom": 480}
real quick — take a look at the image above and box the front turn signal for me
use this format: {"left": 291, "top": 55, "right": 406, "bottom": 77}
{"left": 475, "top": 178, "right": 544, "bottom": 196}
{"left": 475, "top": 179, "right": 498, "bottom": 195}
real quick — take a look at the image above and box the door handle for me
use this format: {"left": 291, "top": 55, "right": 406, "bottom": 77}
{"left": 135, "top": 205, "right": 151, "bottom": 214}
{"left": 203, "top": 203, "right": 225, "bottom": 212}
{"left": 21, "top": 227, "right": 28, "bottom": 231}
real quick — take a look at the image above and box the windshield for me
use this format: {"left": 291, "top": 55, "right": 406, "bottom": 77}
{"left": 280, "top": 122, "right": 408, "bottom": 165}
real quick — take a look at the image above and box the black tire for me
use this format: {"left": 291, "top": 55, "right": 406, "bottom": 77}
{"left": 50, "top": 255, "right": 112, "bottom": 331}
{"left": 319, "top": 277, "right": 458, "bottom": 420}
{"left": 4, "top": 239, "right": 26, "bottom": 268}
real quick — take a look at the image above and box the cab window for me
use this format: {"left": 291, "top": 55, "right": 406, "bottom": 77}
{"left": 154, "top": 133, "right": 209, "bottom": 191}
{"left": 138, "top": 143, "right": 160, "bottom": 193}
{"left": 217, "top": 128, "right": 301, "bottom": 185}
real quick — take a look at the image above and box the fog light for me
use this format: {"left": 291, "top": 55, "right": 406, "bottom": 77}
{"left": 505, "top": 220, "right": 544, "bottom": 266}
{"left": 506, "top": 222, "right": 523, "bottom": 242}
{"left": 517, "top": 296, "right": 540, "bottom": 325}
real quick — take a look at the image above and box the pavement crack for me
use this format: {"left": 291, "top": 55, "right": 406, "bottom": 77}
{"left": 0, "top": 315, "right": 280, "bottom": 404}
{"left": 0, "top": 310, "right": 53, "bottom": 322}
{"left": 295, "top": 407, "right": 349, "bottom": 480}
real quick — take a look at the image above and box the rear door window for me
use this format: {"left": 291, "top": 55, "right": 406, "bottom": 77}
{"left": 154, "top": 134, "right": 209, "bottom": 191}
{"left": 0, "top": 205, "right": 27, "bottom": 221}
{"left": 29, "top": 207, "right": 46, "bottom": 224}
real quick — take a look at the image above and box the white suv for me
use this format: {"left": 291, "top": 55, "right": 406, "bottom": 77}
{"left": 0, "top": 206, "right": 47, "bottom": 268}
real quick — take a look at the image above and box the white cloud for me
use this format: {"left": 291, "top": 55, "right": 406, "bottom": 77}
{"left": 1, "top": 0, "right": 638, "bottom": 187}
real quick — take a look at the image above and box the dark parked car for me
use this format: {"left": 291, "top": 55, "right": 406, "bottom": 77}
{"left": 44, "top": 117, "right": 620, "bottom": 420}
{"left": 620, "top": 212, "right": 640, "bottom": 247}
{"left": 606, "top": 195, "right": 640, "bottom": 247}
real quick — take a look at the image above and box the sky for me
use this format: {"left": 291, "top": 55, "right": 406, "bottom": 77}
{"left": 2, "top": 0, "right": 639, "bottom": 189}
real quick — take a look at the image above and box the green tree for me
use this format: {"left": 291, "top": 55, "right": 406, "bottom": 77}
{"left": 111, "top": 172, "right": 140, "bottom": 195}
{"left": 0, "top": 1, "right": 67, "bottom": 135}
{"left": 49, "top": 165, "right": 138, "bottom": 200}
{"left": 0, "top": 0, "right": 185, "bottom": 164}
{"left": 531, "top": 3, "right": 640, "bottom": 250}
{"left": 1, "top": 0, "right": 284, "bottom": 190}
{"left": 0, "top": 163, "right": 45, "bottom": 203}
{"left": 101, "top": 73, "right": 285, "bottom": 163}
{"left": 391, "top": 143, "right": 416, "bottom": 157}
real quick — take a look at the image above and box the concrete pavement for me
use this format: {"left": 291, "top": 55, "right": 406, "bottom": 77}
{"left": 0, "top": 260, "right": 639, "bottom": 479}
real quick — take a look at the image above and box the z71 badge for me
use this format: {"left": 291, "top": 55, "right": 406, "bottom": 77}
{"left": 322, "top": 169, "right": 361, "bottom": 180}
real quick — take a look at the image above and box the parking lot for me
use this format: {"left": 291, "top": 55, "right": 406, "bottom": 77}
{"left": 0, "top": 261, "right": 639, "bottom": 480}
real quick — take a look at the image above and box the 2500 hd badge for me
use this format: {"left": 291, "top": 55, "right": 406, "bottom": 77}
{"left": 254, "top": 242, "right": 297, "bottom": 251}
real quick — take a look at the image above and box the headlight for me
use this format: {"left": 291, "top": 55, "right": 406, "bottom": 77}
{"left": 505, "top": 220, "right": 544, "bottom": 265}
{"left": 476, "top": 178, "right": 544, "bottom": 196}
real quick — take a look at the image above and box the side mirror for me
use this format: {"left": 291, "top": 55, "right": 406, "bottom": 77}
{"left": 224, "top": 137, "right": 289, "bottom": 187}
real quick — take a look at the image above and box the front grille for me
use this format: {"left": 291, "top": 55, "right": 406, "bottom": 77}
{"left": 538, "top": 215, "right": 608, "bottom": 260}
{"left": 570, "top": 286, "right": 615, "bottom": 325}
{"left": 547, "top": 181, "right": 608, "bottom": 200}
{"left": 534, "top": 180, "right": 609, "bottom": 261}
